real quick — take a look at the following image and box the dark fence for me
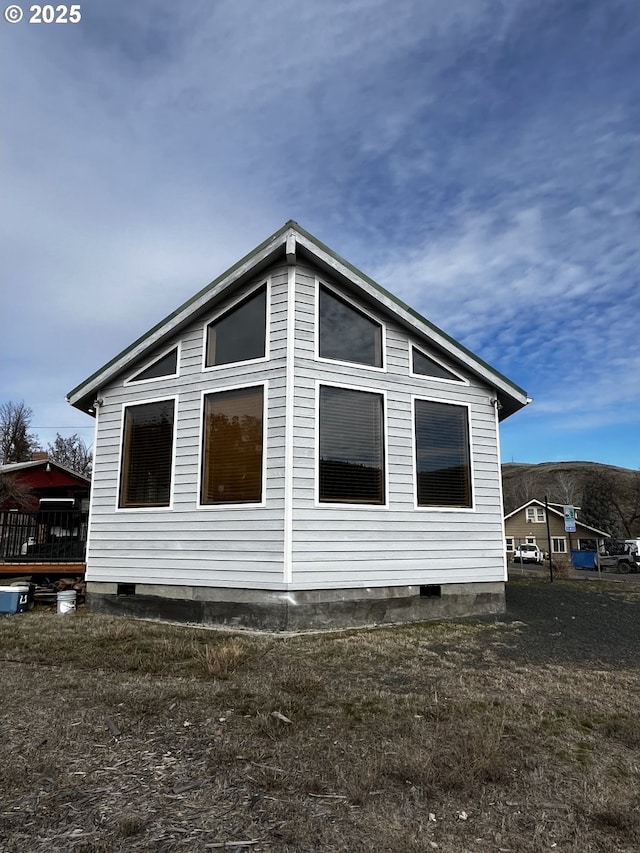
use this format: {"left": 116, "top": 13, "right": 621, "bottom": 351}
{"left": 0, "top": 509, "right": 88, "bottom": 562}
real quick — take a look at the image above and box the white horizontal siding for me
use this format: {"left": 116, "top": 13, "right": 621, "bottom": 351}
{"left": 87, "top": 257, "right": 508, "bottom": 593}
{"left": 289, "top": 264, "right": 505, "bottom": 589}
{"left": 86, "top": 266, "right": 290, "bottom": 589}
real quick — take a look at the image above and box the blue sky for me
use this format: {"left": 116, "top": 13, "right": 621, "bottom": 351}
{"left": 1, "top": 0, "right": 638, "bottom": 468}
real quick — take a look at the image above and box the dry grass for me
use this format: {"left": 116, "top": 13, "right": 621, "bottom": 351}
{"left": 551, "top": 557, "right": 575, "bottom": 579}
{"left": 191, "top": 638, "right": 250, "bottom": 678}
{"left": 0, "top": 579, "right": 639, "bottom": 852}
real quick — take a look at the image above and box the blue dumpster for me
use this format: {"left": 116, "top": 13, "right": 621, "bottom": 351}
{"left": 571, "top": 550, "right": 597, "bottom": 569}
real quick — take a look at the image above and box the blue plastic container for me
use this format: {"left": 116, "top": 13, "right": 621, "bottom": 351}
{"left": 0, "top": 586, "right": 21, "bottom": 614}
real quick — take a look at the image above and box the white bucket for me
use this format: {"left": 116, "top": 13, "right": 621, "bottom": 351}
{"left": 57, "top": 589, "right": 77, "bottom": 614}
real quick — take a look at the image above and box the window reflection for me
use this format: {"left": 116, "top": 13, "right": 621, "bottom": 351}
{"left": 319, "top": 386, "right": 384, "bottom": 504}
{"left": 412, "top": 348, "right": 461, "bottom": 381}
{"left": 319, "top": 286, "right": 382, "bottom": 367}
{"left": 206, "top": 286, "right": 266, "bottom": 367}
{"left": 201, "top": 386, "right": 264, "bottom": 504}
{"left": 415, "top": 400, "right": 471, "bottom": 507}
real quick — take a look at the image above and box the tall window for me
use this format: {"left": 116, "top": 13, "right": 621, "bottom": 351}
{"left": 414, "top": 399, "right": 472, "bottom": 508}
{"left": 205, "top": 285, "right": 267, "bottom": 367}
{"left": 319, "top": 386, "right": 385, "bottom": 504}
{"left": 319, "top": 285, "right": 383, "bottom": 367}
{"left": 412, "top": 347, "right": 461, "bottom": 382}
{"left": 552, "top": 537, "right": 567, "bottom": 553}
{"left": 201, "top": 386, "right": 264, "bottom": 505}
{"left": 119, "top": 400, "right": 175, "bottom": 508}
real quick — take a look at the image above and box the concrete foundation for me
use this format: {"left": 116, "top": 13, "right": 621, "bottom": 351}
{"left": 87, "top": 580, "right": 505, "bottom": 632}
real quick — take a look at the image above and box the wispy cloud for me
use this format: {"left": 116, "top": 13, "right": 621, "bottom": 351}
{"left": 1, "top": 0, "right": 638, "bottom": 466}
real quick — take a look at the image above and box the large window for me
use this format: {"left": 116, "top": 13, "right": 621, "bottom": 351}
{"left": 319, "top": 385, "right": 385, "bottom": 504}
{"left": 119, "top": 400, "right": 175, "bottom": 508}
{"left": 318, "top": 285, "right": 383, "bottom": 367}
{"left": 205, "top": 285, "right": 267, "bottom": 367}
{"left": 201, "top": 386, "right": 264, "bottom": 505}
{"left": 414, "top": 399, "right": 472, "bottom": 508}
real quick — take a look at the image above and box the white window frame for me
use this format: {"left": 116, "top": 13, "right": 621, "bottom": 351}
{"left": 115, "top": 395, "right": 178, "bottom": 512}
{"left": 314, "top": 380, "right": 388, "bottom": 509}
{"left": 505, "top": 537, "right": 514, "bottom": 552}
{"left": 201, "top": 279, "right": 270, "bottom": 373}
{"left": 552, "top": 537, "right": 567, "bottom": 553}
{"left": 196, "top": 380, "right": 268, "bottom": 510}
{"left": 314, "top": 278, "right": 387, "bottom": 373}
{"left": 124, "top": 342, "right": 181, "bottom": 386}
{"left": 411, "top": 395, "right": 475, "bottom": 512}
{"left": 526, "top": 506, "right": 546, "bottom": 523}
{"left": 409, "top": 345, "right": 467, "bottom": 385}
{"left": 525, "top": 536, "right": 536, "bottom": 545}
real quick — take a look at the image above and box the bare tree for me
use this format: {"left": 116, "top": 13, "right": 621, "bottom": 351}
{"left": 580, "top": 469, "right": 622, "bottom": 539}
{"left": 609, "top": 469, "right": 640, "bottom": 538}
{"left": 0, "top": 472, "right": 35, "bottom": 508}
{"left": 550, "top": 469, "right": 582, "bottom": 505}
{"left": 47, "top": 433, "right": 93, "bottom": 477}
{"left": 0, "top": 401, "right": 40, "bottom": 464}
{"left": 502, "top": 467, "right": 542, "bottom": 513}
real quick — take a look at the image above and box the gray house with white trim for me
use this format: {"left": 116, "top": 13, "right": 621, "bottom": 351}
{"left": 68, "top": 221, "right": 529, "bottom": 630}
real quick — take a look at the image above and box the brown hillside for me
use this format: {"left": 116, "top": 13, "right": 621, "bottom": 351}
{"left": 501, "top": 461, "right": 640, "bottom": 536}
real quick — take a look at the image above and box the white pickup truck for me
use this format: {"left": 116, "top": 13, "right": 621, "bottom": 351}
{"left": 513, "top": 543, "right": 544, "bottom": 564}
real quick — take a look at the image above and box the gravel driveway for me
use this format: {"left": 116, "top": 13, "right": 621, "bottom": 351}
{"left": 495, "top": 579, "right": 640, "bottom": 669}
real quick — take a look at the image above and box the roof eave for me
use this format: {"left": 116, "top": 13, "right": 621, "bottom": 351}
{"left": 293, "top": 228, "right": 529, "bottom": 417}
{"left": 67, "top": 220, "right": 528, "bottom": 418}
{"left": 67, "top": 222, "right": 295, "bottom": 412}
{"left": 0, "top": 459, "right": 91, "bottom": 484}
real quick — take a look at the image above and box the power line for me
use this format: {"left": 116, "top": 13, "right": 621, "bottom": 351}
{"left": 32, "top": 426, "right": 95, "bottom": 430}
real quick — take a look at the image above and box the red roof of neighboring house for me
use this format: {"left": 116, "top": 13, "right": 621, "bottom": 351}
{"left": 0, "top": 460, "right": 90, "bottom": 510}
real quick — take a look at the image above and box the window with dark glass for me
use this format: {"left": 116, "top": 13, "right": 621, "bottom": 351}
{"left": 201, "top": 386, "right": 264, "bottom": 505}
{"left": 129, "top": 348, "right": 178, "bottom": 383}
{"left": 205, "top": 285, "right": 267, "bottom": 367}
{"left": 319, "top": 286, "right": 383, "bottom": 367}
{"left": 415, "top": 400, "right": 472, "bottom": 508}
{"left": 119, "top": 400, "right": 175, "bottom": 508}
{"left": 319, "top": 386, "right": 384, "bottom": 504}
{"left": 412, "top": 347, "right": 461, "bottom": 381}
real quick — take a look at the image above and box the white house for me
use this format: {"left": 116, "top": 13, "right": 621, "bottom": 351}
{"left": 67, "top": 221, "right": 529, "bottom": 630}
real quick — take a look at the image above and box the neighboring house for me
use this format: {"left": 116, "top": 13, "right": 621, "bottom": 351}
{"left": 0, "top": 458, "right": 91, "bottom": 511}
{"left": 0, "top": 458, "right": 91, "bottom": 573}
{"left": 504, "top": 499, "right": 609, "bottom": 559}
{"left": 67, "top": 221, "right": 529, "bottom": 630}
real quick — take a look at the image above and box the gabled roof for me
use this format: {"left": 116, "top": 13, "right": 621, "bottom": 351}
{"left": 67, "top": 220, "right": 530, "bottom": 418}
{"left": 504, "top": 499, "right": 610, "bottom": 538}
{"left": 0, "top": 459, "right": 91, "bottom": 485}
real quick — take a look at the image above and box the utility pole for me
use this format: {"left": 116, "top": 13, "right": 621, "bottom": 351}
{"left": 545, "top": 495, "right": 553, "bottom": 583}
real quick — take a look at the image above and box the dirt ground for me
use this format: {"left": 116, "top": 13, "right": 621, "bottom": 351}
{"left": 0, "top": 577, "right": 639, "bottom": 853}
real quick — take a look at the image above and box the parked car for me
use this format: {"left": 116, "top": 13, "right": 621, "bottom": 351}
{"left": 513, "top": 544, "right": 544, "bottom": 564}
{"left": 597, "top": 539, "right": 640, "bottom": 574}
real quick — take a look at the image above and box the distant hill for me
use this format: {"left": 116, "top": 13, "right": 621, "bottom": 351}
{"left": 501, "top": 461, "right": 640, "bottom": 537}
